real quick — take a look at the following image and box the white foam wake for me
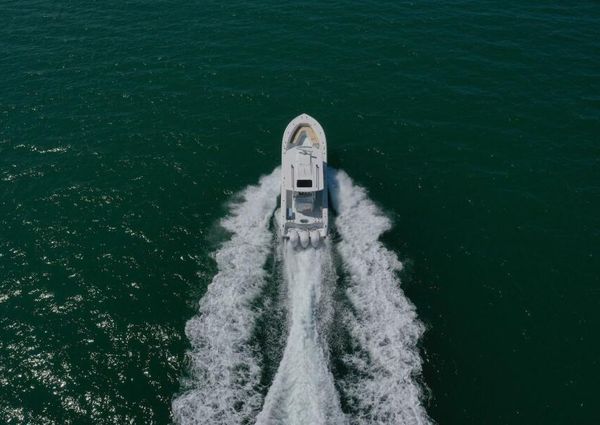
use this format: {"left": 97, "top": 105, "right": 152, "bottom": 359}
{"left": 255, "top": 244, "right": 347, "bottom": 425}
{"left": 172, "top": 168, "right": 280, "bottom": 425}
{"left": 328, "top": 169, "right": 432, "bottom": 425}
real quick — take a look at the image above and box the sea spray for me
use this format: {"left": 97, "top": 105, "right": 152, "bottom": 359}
{"left": 328, "top": 169, "right": 432, "bottom": 425}
{"left": 255, "top": 243, "right": 347, "bottom": 425}
{"left": 172, "top": 168, "right": 280, "bottom": 425}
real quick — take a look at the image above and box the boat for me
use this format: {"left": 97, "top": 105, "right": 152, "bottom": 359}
{"left": 280, "top": 113, "right": 328, "bottom": 248}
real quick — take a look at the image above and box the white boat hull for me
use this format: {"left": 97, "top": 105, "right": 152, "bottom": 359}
{"left": 280, "top": 114, "right": 328, "bottom": 248}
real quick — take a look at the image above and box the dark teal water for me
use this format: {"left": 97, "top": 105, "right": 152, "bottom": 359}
{"left": 1, "top": 1, "right": 599, "bottom": 423}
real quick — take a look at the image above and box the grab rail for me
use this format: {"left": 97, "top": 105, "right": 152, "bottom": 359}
{"left": 291, "top": 165, "right": 294, "bottom": 191}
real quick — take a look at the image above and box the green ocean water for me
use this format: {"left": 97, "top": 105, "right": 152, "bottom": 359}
{"left": 1, "top": 0, "right": 599, "bottom": 424}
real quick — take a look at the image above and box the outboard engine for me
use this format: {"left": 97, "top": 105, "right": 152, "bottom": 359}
{"left": 299, "top": 230, "right": 310, "bottom": 248}
{"left": 289, "top": 230, "right": 299, "bottom": 248}
{"left": 310, "top": 230, "right": 321, "bottom": 248}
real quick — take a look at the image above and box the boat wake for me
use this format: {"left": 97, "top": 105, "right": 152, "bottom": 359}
{"left": 172, "top": 168, "right": 281, "bottom": 425}
{"left": 172, "top": 168, "right": 432, "bottom": 425}
{"left": 255, "top": 243, "right": 345, "bottom": 425}
{"left": 329, "top": 169, "right": 430, "bottom": 425}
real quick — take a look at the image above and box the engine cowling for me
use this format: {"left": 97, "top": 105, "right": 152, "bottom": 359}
{"left": 299, "top": 230, "right": 310, "bottom": 248}
{"left": 288, "top": 230, "right": 299, "bottom": 247}
{"left": 310, "top": 230, "right": 321, "bottom": 248}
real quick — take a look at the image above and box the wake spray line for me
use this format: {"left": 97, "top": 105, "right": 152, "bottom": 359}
{"left": 329, "top": 169, "right": 432, "bottom": 425}
{"left": 172, "top": 168, "right": 280, "bottom": 425}
{"left": 255, "top": 243, "right": 347, "bottom": 425}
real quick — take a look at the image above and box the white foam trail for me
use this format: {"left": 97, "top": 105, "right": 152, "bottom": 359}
{"left": 172, "top": 168, "right": 280, "bottom": 425}
{"left": 256, "top": 244, "right": 347, "bottom": 425}
{"left": 329, "top": 169, "right": 432, "bottom": 425}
